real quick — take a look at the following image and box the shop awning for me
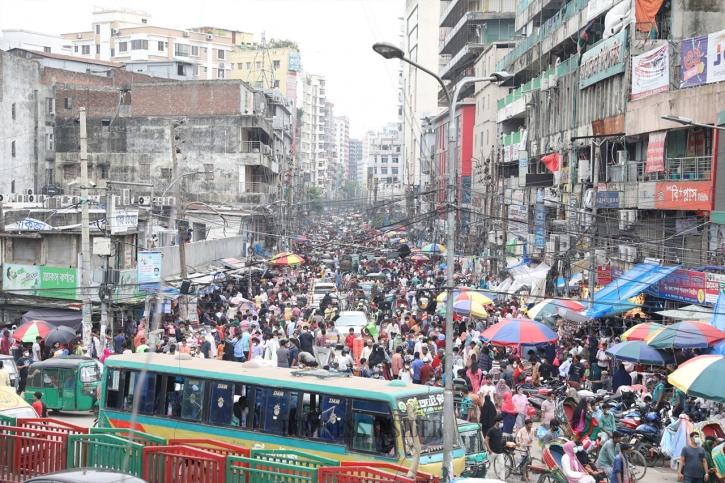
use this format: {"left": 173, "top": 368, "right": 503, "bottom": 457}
{"left": 655, "top": 304, "right": 714, "bottom": 323}
{"left": 581, "top": 262, "right": 679, "bottom": 319}
{"left": 22, "top": 309, "right": 82, "bottom": 330}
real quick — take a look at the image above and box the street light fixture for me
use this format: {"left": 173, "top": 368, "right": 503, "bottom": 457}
{"left": 661, "top": 114, "right": 725, "bottom": 131}
{"left": 373, "top": 42, "right": 510, "bottom": 482}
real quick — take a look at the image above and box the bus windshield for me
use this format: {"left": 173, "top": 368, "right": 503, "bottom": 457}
{"left": 399, "top": 394, "right": 458, "bottom": 455}
{"left": 460, "top": 429, "right": 484, "bottom": 456}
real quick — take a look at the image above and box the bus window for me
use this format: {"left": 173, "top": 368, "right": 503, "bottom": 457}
{"left": 124, "top": 372, "right": 137, "bottom": 411}
{"left": 232, "top": 385, "right": 249, "bottom": 428}
{"left": 264, "top": 389, "right": 296, "bottom": 435}
{"left": 351, "top": 413, "right": 374, "bottom": 452}
{"left": 181, "top": 378, "right": 204, "bottom": 421}
{"left": 164, "top": 376, "right": 182, "bottom": 417}
{"left": 136, "top": 373, "right": 162, "bottom": 415}
{"left": 301, "top": 393, "right": 320, "bottom": 438}
{"left": 209, "top": 381, "right": 234, "bottom": 426}
{"left": 319, "top": 395, "right": 346, "bottom": 443}
{"left": 105, "top": 370, "right": 121, "bottom": 410}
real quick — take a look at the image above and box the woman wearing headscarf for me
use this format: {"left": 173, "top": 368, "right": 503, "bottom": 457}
{"left": 571, "top": 397, "right": 590, "bottom": 435}
{"left": 479, "top": 394, "right": 497, "bottom": 437}
{"left": 561, "top": 440, "right": 596, "bottom": 483}
{"left": 566, "top": 384, "right": 581, "bottom": 404}
{"left": 479, "top": 344, "right": 493, "bottom": 373}
{"left": 495, "top": 378, "right": 511, "bottom": 409}
{"left": 512, "top": 386, "right": 530, "bottom": 432}
{"left": 571, "top": 397, "right": 600, "bottom": 441}
{"left": 467, "top": 360, "right": 483, "bottom": 394}
{"left": 99, "top": 347, "right": 111, "bottom": 364}
{"left": 501, "top": 392, "right": 517, "bottom": 434}
{"left": 612, "top": 363, "right": 632, "bottom": 393}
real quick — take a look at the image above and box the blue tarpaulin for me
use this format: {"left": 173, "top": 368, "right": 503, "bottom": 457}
{"left": 581, "top": 262, "right": 680, "bottom": 319}
{"left": 711, "top": 292, "right": 725, "bottom": 331}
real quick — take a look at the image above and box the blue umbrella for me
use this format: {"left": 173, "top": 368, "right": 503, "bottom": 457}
{"left": 606, "top": 340, "right": 674, "bottom": 366}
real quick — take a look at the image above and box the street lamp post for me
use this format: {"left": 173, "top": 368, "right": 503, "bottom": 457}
{"left": 373, "top": 42, "right": 510, "bottom": 481}
{"left": 661, "top": 115, "right": 725, "bottom": 131}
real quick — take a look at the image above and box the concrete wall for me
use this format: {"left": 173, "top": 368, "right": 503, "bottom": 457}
{"left": 130, "top": 80, "right": 253, "bottom": 117}
{"left": 626, "top": 82, "right": 725, "bottom": 135}
{"left": 0, "top": 51, "right": 55, "bottom": 194}
{"left": 672, "top": 0, "right": 725, "bottom": 40}
{"left": 157, "top": 235, "right": 247, "bottom": 277}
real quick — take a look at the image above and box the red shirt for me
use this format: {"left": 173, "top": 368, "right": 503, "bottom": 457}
{"left": 419, "top": 363, "right": 435, "bottom": 383}
{"left": 345, "top": 334, "right": 356, "bottom": 349}
{"left": 32, "top": 400, "right": 45, "bottom": 417}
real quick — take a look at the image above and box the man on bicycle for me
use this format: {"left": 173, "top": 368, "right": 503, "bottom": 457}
{"left": 515, "top": 418, "right": 535, "bottom": 474}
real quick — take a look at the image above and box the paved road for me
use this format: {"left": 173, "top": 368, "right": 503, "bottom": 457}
{"left": 51, "top": 411, "right": 678, "bottom": 483}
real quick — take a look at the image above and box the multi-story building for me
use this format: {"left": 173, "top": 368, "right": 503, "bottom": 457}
{"left": 482, "top": 0, "right": 725, "bottom": 289}
{"left": 349, "top": 139, "right": 363, "bottom": 182}
{"left": 229, "top": 46, "right": 301, "bottom": 97}
{"left": 335, "top": 116, "right": 350, "bottom": 179}
{"left": 0, "top": 29, "right": 71, "bottom": 54}
{"left": 438, "top": 0, "right": 516, "bottom": 102}
{"left": 299, "top": 74, "right": 329, "bottom": 193}
{"left": 62, "top": 8, "right": 236, "bottom": 81}
{"left": 403, "top": 0, "right": 441, "bottom": 192}
{"left": 368, "top": 123, "right": 405, "bottom": 200}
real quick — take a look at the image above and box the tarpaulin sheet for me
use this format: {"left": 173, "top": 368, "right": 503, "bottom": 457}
{"left": 581, "top": 262, "right": 679, "bottom": 319}
{"left": 656, "top": 304, "right": 713, "bottom": 323}
{"left": 22, "top": 308, "right": 82, "bottom": 330}
{"left": 636, "top": 0, "right": 665, "bottom": 31}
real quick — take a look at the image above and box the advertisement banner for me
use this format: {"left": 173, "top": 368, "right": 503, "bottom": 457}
{"left": 3, "top": 264, "right": 78, "bottom": 300}
{"left": 580, "top": 29, "right": 627, "bottom": 89}
{"left": 597, "top": 191, "right": 620, "bottom": 208}
{"left": 597, "top": 266, "right": 612, "bottom": 285}
{"left": 631, "top": 44, "right": 670, "bottom": 100}
{"left": 706, "top": 272, "right": 725, "bottom": 305}
{"left": 656, "top": 269, "right": 706, "bottom": 305}
{"left": 138, "top": 251, "right": 163, "bottom": 292}
{"left": 115, "top": 269, "right": 146, "bottom": 304}
{"left": 681, "top": 28, "right": 725, "bottom": 88}
{"left": 287, "top": 52, "right": 302, "bottom": 71}
{"left": 534, "top": 203, "right": 546, "bottom": 249}
{"left": 638, "top": 181, "right": 657, "bottom": 209}
{"left": 655, "top": 181, "right": 713, "bottom": 210}
{"left": 610, "top": 258, "right": 627, "bottom": 281}
{"left": 645, "top": 131, "right": 667, "bottom": 173}
{"left": 509, "top": 205, "right": 529, "bottom": 235}
{"left": 519, "top": 157, "right": 528, "bottom": 187}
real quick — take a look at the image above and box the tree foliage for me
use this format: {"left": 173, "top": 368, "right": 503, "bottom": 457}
{"left": 308, "top": 187, "right": 324, "bottom": 214}
{"left": 269, "top": 38, "right": 299, "bottom": 50}
{"left": 342, "top": 180, "right": 359, "bottom": 200}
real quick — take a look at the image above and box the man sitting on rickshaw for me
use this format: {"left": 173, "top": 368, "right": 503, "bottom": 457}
{"left": 574, "top": 439, "right": 606, "bottom": 482}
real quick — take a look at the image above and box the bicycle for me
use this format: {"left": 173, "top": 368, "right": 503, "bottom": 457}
{"left": 504, "top": 446, "right": 545, "bottom": 482}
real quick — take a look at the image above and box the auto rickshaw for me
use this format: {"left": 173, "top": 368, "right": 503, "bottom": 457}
{"left": 23, "top": 356, "right": 102, "bottom": 415}
{"left": 457, "top": 420, "right": 489, "bottom": 478}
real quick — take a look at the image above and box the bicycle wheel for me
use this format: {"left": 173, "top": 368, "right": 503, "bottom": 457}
{"left": 537, "top": 473, "right": 559, "bottom": 483}
{"left": 629, "top": 449, "right": 648, "bottom": 480}
{"left": 522, "top": 456, "right": 544, "bottom": 483}
{"left": 500, "top": 452, "right": 515, "bottom": 479}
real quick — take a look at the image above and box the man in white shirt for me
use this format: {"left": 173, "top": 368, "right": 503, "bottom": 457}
{"left": 32, "top": 337, "right": 42, "bottom": 362}
{"left": 385, "top": 320, "right": 400, "bottom": 339}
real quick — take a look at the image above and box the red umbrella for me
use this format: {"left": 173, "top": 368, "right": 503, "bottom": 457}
{"left": 480, "top": 318, "right": 559, "bottom": 346}
{"left": 12, "top": 319, "right": 57, "bottom": 342}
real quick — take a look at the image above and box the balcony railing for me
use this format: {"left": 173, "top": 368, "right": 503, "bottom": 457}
{"left": 634, "top": 21, "right": 670, "bottom": 40}
{"left": 618, "top": 156, "right": 712, "bottom": 182}
{"left": 240, "top": 182, "right": 276, "bottom": 195}
{"left": 240, "top": 141, "right": 269, "bottom": 153}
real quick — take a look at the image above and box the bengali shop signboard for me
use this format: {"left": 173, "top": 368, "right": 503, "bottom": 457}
{"left": 656, "top": 269, "right": 707, "bottom": 305}
{"left": 580, "top": 29, "right": 628, "bottom": 89}
{"left": 645, "top": 132, "right": 667, "bottom": 174}
{"left": 706, "top": 272, "right": 725, "bottom": 305}
{"left": 509, "top": 205, "right": 529, "bottom": 236}
{"left": 655, "top": 181, "right": 712, "bottom": 211}
{"left": 597, "top": 266, "right": 612, "bottom": 285}
{"left": 3, "top": 264, "right": 78, "bottom": 300}
{"left": 680, "top": 29, "right": 725, "bottom": 88}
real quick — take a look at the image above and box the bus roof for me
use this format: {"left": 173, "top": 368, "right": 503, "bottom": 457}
{"left": 105, "top": 353, "right": 441, "bottom": 401}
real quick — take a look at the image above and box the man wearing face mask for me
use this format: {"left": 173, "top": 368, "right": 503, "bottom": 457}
{"left": 678, "top": 431, "right": 709, "bottom": 483}
{"left": 17, "top": 348, "right": 33, "bottom": 395}
{"left": 574, "top": 439, "right": 606, "bottom": 482}
{"left": 598, "top": 403, "right": 616, "bottom": 444}
{"left": 486, "top": 415, "right": 506, "bottom": 479}
{"left": 559, "top": 354, "right": 573, "bottom": 380}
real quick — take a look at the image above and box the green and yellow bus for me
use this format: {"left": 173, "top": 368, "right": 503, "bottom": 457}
{"left": 99, "top": 354, "right": 465, "bottom": 476}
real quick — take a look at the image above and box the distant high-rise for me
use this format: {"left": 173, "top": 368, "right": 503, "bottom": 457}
{"left": 334, "top": 116, "right": 350, "bottom": 179}
{"left": 349, "top": 139, "right": 362, "bottom": 181}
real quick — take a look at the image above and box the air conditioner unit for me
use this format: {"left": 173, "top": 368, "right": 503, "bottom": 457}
{"left": 551, "top": 234, "right": 570, "bottom": 254}
{"left": 48, "top": 197, "right": 60, "bottom": 209}
{"left": 76, "top": 34, "right": 83, "bottom": 39}
{"left": 183, "top": 31, "right": 190, "bottom": 37}
{"left": 26, "top": 189, "right": 33, "bottom": 195}
{"left": 617, "top": 151, "right": 627, "bottom": 165}
{"left": 112, "top": 29, "right": 119, "bottom": 35}
{"left": 541, "top": 77, "right": 549, "bottom": 90}
{"left": 165, "top": 196, "right": 176, "bottom": 206}
{"left": 136, "top": 196, "right": 151, "bottom": 206}
{"left": 60, "top": 195, "right": 71, "bottom": 205}
{"left": 28, "top": 194, "right": 42, "bottom": 203}
{"left": 578, "top": 158, "right": 591, "bottom": 182}
{"left": 624, "top": 246, "right": 637, "bottom": 263}
{"left": 15, "top": 195, "right": 26, "bottom": 203}
{"left": 152, "top": 197, "right": 163, "bottom": 205}
{"left": 121, "top": 189, "right": 130, "bottom": 205}
{"left": 71, "top": 196, "right": 81, "bottom": 205}
{"left": 262, "top": 145, "right": 272, "bottom": 155}
{"left": 549, "top": 76, "right": 558, "bottom": 88}
{"left": 0, "top": 194, "right": 12, "bottom": 202}
{"left": 88, "top": 195, "right": 100, "bottom": 203}
{"left": 206, "top": 34, "right": 213, "bottom": 40}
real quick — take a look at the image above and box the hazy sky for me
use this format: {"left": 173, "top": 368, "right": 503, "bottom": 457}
{"left": 0, "top": 0, "right": 405, "bottom": 138}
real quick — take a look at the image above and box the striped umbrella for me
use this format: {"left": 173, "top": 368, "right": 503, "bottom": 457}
{"left": 421, "top": 243, "right": 446, "bottom": 254}
{"left": 646, "top": 320, "right": 725, "bottom": 349}
{"left": 668, "top": 355, "right": 725, "bottom": 403}
{"left": 12, "top": 319, "right": 57, "bottom": 342}
{"left": 621, "top": 322, "right": 665, "bottom": 342}
{"left": 527, "top": 298, "right": 586, "bottom": 321}
{"left": 480, "top": 318, "right": 559, "bottom": 346}
{"left": 271, "top": 251, "right": 294, "bottom": 261}
{"left": 605, "top": 340, "right": 674, "bottom": 366}
{"left": 411, "top": 254, "right": 429, "bottom": 262}
{"left": 270, "top": 253, "right": 305, "bottom": 266}
{"left": 452, "top": 299, "right": 488, "bottom": 318}
{"left": 437, "top": 288, "right": 497, "bottom": 304}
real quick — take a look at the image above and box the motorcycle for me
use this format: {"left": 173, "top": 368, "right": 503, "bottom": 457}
{"left": 632, "top": 412, "right": 666, "bottom": 467}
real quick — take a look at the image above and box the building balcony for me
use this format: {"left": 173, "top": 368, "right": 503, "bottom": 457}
{"left": 439, "top": 23, "right": 515, "bottom": 79}
{"left": 610, "top": 156, "right": 712, "bottom": 183}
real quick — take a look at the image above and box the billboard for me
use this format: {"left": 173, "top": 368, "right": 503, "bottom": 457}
{"left": 645, "top": 131, "right": 667, "bottom": 173}
{"left": 681, "top": 28, "right": 725, "bottom": 88}
{"left": 654, "top": 181, "right": 713, "bottom": 211}
{"left": 534, "top": 203, "right": 546, "bottom": 249}
{"left": 509, "top": 205, "right": 528, "bottom": 235}
{"left": 287, "top": 52, "right": 302, "bottom": 71}
{"left": 3, "top": 264, "right": 78, "bottom": 300}
{"left": 655, "top": 269, "right": 707, "bottom": 305}
{"left": 631, "top": 43, "right": 670, "bottom": 100}
{"left": 597, "top": 191, "right": 620, "bottom": 208}
{"left": 138, "top": 251, "right": 162, "bottom": 292}
{"left": 579, "top": 29, "right": 627, "bottom": 89}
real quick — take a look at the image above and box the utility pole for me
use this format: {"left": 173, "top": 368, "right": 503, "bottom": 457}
{"left": 80, "top": 107, "right": 92, "bottom": 350}
{"left": 172, "top": 122, "right": 188, "bottom": 322}
{"left": 100, "top": 192, "right": 111, "bottom": 348}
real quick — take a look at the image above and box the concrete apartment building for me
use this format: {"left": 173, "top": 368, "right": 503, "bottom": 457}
{"left": 349, "top": 139, "right": 362, "bottom": 182}
{"left": 299, "top": 74, "right": 330, "bottom": 193}
{"left": 229, "top": 47, "right": 301, "bottom": 96}
{"left": 368, "top": 123, "right": 405, "bottom": 199}
{"left": 0, "top": 30, "right": 71, "bottom": 54}
{"left": 62, "top": 8, "right": 237, "bottom": 80}
{"left": 403, "top": 0, "right": 441, "bottom": 192}
{"left": 335, "top": 116, "right": 350, "bottom": 179}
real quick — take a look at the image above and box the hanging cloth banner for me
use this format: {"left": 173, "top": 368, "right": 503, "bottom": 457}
{"left": 541, "top": 153, "right": 560, "bottom": 172}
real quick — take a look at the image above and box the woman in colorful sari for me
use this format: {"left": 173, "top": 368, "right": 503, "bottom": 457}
{"left": 704, "top": 436, "right": 721, "bottom": 483}
{"left": 571, "top": 397, "right": 600, "bottom": 441}
{"left": 562, "top": 440, "right": 596, "bottom": 483}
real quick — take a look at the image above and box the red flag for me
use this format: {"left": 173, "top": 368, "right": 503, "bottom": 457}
{"left": 541, "top": 153, "right": 560, "bottom": 172}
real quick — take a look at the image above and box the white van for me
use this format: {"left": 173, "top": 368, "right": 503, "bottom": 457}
{"left": 311, "top": 281, "right": 337, "bottom": 309}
